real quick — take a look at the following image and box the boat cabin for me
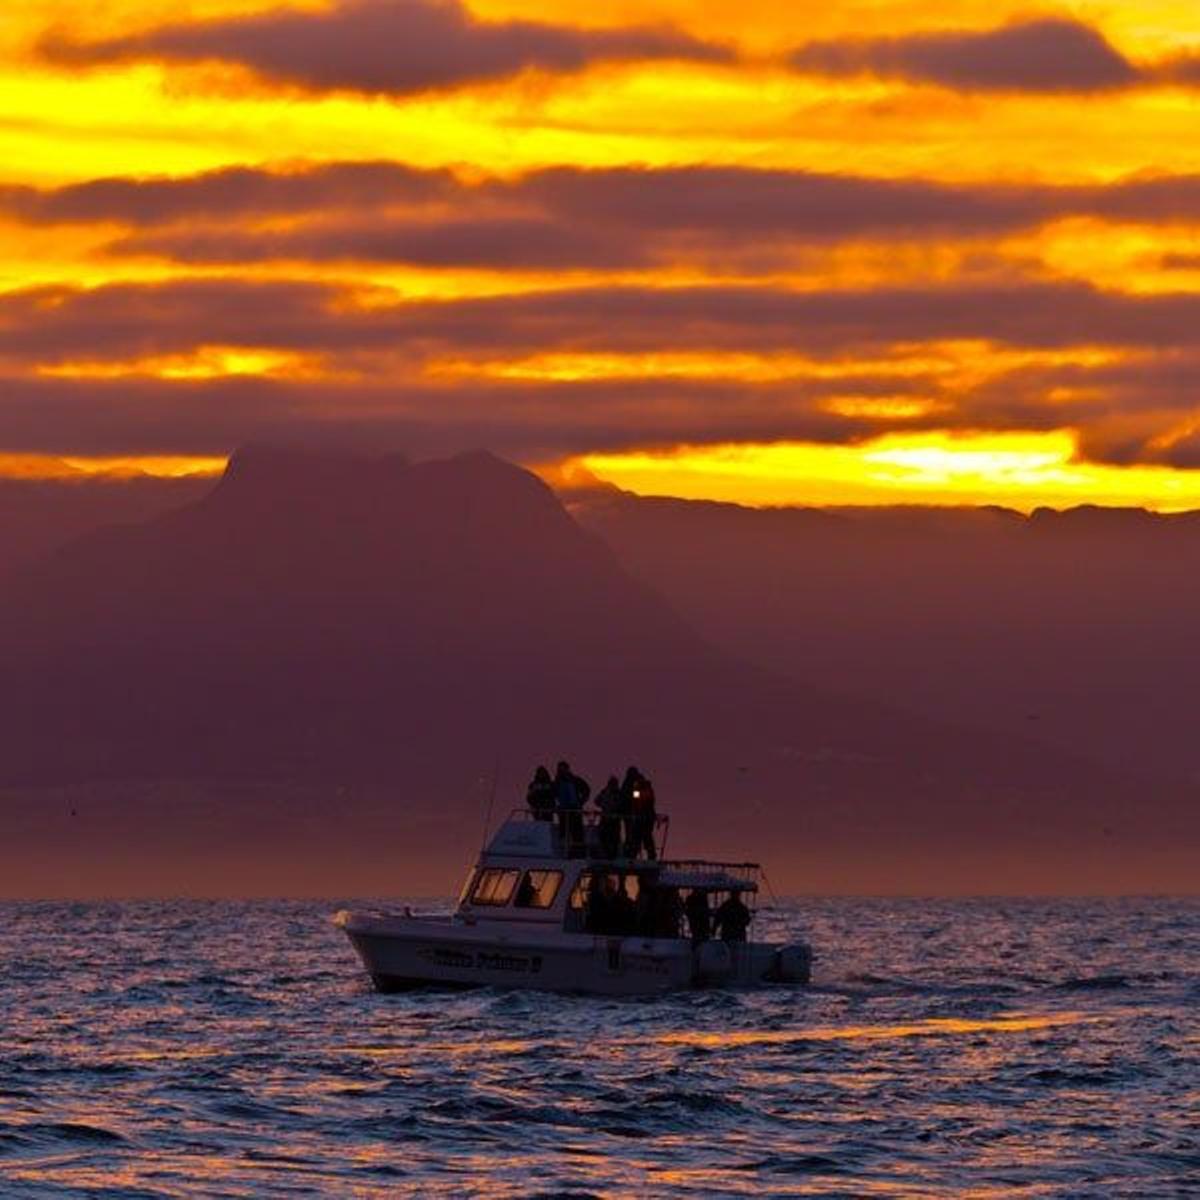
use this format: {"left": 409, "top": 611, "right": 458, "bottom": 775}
{"left": 454, "top": 810, "right": 760, "bottom": 941}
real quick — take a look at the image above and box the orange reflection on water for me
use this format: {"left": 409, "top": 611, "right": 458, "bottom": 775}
{"left": 654, "top": 1011, "right": 1090, "bottom": 1050}
{"left": 119, "top": 1045, "right": 224, "bottom": 1062}
{"left": 345, "top": 1011, "right": 1092, "bottom": 1064}
{"left": 346, "top": 1036, "right": 544, "bottom": 1058}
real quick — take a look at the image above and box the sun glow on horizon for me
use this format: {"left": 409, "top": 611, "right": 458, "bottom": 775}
{"left": 59, "top": 455, "right": 227, "bottom": 478}
{"left": 575, "top": 431, "right": 1200, "bottom": 512}
{"left": 11, "top": 433, "right": 1200, "bottom": 515}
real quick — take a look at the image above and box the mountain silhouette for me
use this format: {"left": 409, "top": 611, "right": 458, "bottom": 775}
{"left": 568, "top": 486, "right": 1200, "bottom": 786}
{"left": 0, "top": 471, "right": 208, "bottom": 581}
{"left": 0, "top": 449, "right": 1193, "bottom": 893}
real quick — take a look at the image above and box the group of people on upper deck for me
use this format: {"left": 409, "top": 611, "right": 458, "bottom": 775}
{"left": 525, "top": 761, "right": 658, "bottom": 860}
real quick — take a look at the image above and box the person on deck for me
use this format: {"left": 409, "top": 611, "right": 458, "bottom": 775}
{"left": 615, "top": 767, "right": 635, "bottom": 854}
{"left": 635, "top": 874, "right": 656, "bottom": 935}
{"left": 685, "top": 889, "right": 711, "bottom": 945}
{"left": 610, "top": 876, "right": 638, "bottom": 936}
{"left": 585, "top": 872, "right": 610, "bottom": 934}
{"left": 655, "top": 886, "right": 684, "bottom": 939}
{"left": 526, "top": 765, "right": 556, "bottom": 821}
{"left": 554, "top": 760, "right": 589, "bottom": 856}
{"left": 713, "top": 891, "right": 752, "bottom": 943}
{"left": 593, "top": 775, "right": 623, "bottom": 859}
{"left": 623, "top": 767, "right": 658, "bottom": 860}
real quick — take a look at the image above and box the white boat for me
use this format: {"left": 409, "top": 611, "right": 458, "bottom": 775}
{"left": 334, "top": 808, "right": 813, "bottom": 995}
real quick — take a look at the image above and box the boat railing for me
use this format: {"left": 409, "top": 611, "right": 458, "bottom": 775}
{"left": 504, "top": 807, "right": 670, "bottom": 860}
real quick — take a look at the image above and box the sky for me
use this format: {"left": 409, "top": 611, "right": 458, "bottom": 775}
{"left": 2, "top": 1, "right": 1199, "bottom": 508}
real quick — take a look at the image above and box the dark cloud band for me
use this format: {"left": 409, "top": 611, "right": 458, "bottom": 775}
{"left": 41, "top": 9, "right": 1193, "bottom": 100}
{"left": 789, "top": 18, "right": 1190, "bottom": 95}
{"left": 0, "top": 276, "right": 1197, "bottom": 470}
{"left": 42, "top": 0, "right": 731, "bottom": 96}
{"left": 3, "top": 278, "right": 1198, "bottom": 365}
{"left": 5, "top": 163, "right": 1200, "bottom": 276}
{"left": 2, "top": 347, "right": 1197, "bottom": 470}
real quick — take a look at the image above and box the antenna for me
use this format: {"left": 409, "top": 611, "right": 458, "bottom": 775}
{"left": 479, "top": 752, "right": 501, "bottom": 852}
{"left": 760, "top": 864, "right": 783, "bottom": 910}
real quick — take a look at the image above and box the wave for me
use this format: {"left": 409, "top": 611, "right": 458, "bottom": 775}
{"left": 1052, "top": 973, "right": 1130, "bottom": 990}
{"left": 3, "top": 1120, "right": 127, "bottom": 1147}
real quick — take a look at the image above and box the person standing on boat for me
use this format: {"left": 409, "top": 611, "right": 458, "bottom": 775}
{"left": 616, "top": 767, "right": 636, "bottom": 855}
{"left": 593, "top": 775, "right": 623, "bottom": 859}
{"left": 610, "top": 876, "right": 638, "bottom": 935}
{"left": 641, "top": 879, "right": 682, "bottom": 938}
{"left": 635, "top": 873, "right": 656, "bottom": 935}
{"left": 554, "top": 760, "right": 589, "bottom": 855}
{"left": 713, "top": 891, "right": 752, "bottom": 943}
{"left": 623, "top": 767, "right": 658, "bottom": 860}
{"left": 526, "top": 765, "right": 555, "bottom": 821}
{"left": 584, "top": 872, "right": 608, "bottom": 933}
{"left": 685, "top": 889, "right": 711, "bottom": 944}
{"left": 657, "top": 886, "right": 685, "bottom": 939}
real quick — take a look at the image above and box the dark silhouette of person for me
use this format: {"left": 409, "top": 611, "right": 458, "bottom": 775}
{"left": 685, "top": 889, "right": 711, "bottom": 945}
{"left": 614, "top": 767, "right": 635, "bottom": 854}
{"left": 650, "top": 885, "right": 683, "bottom": 938}
{"left": 713, "top": 892, "right": 752, "bottom": 943}
{"left": 554, "top": 760, "right": 589, "bottom": 856}
{"left": 610, "top": 876, "right": 638, "bottom": 936}
{"left": 623, "top": 767, "right": 657, "bottom": 860}
{"left": 526, "top": 765, "right": 555, "bottom": 821}
{"left": 635, "top": 875, "right": 656, "bottom": 935}
{"left": 593, "top": 775, "right": 623, "bottom": 859}
{"left": 585, "top": 872, "right": 609, "bottom": 934}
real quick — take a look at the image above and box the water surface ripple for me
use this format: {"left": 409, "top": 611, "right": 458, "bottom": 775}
{"left": 1, "top": 899, "right": 1196, "bottom": 1196}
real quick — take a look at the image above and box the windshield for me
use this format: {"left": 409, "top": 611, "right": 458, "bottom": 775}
{"left": 514, "top": 870, "right": 563, "bottom": 909}
{"left": 470, "top": 868, "right": 520, "bottom": 906}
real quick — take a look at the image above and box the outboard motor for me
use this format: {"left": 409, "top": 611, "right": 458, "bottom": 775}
{"left": 695, "top": 940, "right": 734, "bottom": 984}
{"left": 776, "top": 943, "right": 813, "bottom": 984}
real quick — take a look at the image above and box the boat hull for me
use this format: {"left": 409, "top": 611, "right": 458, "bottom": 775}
{"left": 337, "top": 912, "right": 808, "bottom": 995}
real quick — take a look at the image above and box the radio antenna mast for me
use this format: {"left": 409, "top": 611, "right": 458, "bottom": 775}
{"left": 479, "top": 752, "right": 501, "bottom": 853}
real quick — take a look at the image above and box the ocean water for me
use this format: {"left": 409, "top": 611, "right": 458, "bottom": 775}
{"left": 0, "top": 899, "right": 1196, "bottom": 1198}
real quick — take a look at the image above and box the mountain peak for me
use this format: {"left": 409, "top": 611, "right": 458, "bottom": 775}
{"left": 218, "top": 442, "right": 393, "bottom": 494}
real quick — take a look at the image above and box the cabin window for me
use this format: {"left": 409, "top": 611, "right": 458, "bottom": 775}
{"left": 569, "top": 871, "right": 593, "bottom": 910}
{"left": 514, "top": 870, "right": 563, "bottom": 909}
{"left": 471, "top": 868, "right": 520, "bottom": 906}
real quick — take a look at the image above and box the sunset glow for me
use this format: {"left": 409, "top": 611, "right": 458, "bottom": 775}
{"left": 1, "top": 2, "right": 1198, "bottom": 506}
{"left": 578, "top": 430, "right": 1200, "bottom": 510}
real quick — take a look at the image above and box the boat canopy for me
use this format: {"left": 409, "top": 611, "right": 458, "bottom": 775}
{"left": 655, "top": 863, "right": 760, "bottom": 893}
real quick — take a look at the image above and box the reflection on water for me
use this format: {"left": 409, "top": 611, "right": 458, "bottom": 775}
{"left": 1, "top": 898, "right": 1197, "bottom": 1196}
{"left": 654, "top": 1011, "right": 1093, "bottom": 1048}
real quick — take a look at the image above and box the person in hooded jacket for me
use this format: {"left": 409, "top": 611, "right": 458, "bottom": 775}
{"left": 554, "top": 760, "right": 589, "bottom": 856}
{"left": 622, "top": 767, "right": 658, "bottom": 860}
{"left": 713, "top": 891, "right": 752, "bottom": 943}
{"left": 526, "top": 765, "right": 555, "bottom": 821}
{"left": 593, "top": 775, "right": 623, "bottom": 859}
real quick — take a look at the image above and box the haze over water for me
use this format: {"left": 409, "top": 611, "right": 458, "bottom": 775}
{"left": 1, "top": 898, "right": 1195, "bottom": 1196}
